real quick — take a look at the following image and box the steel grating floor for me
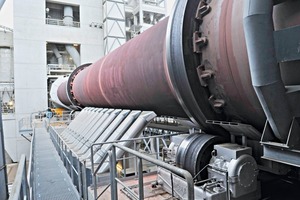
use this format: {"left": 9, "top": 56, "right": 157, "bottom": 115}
{"left": 33, "top": 128, "right": 80, "bottom": 200}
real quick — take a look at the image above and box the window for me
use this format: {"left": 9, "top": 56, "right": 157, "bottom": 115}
{"left": 45, "top": 2, "right": 80, "bottom": 28}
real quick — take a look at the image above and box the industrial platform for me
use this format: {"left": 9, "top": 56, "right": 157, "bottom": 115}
{"left": 32, "top": 127, "right": 80, "bottom": 200}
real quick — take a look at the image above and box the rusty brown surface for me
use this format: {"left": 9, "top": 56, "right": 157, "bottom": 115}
{"left": 71, "top": 18, "right": 186, "bottom": 117}
{"left": 57, "top": 81, "right": 72, "bottom": 106}
{"left": 55, "top": 0, "right": 300, "bottom": 136}
{"left": 200, "top": 0, "right": 266, "bottom": 130}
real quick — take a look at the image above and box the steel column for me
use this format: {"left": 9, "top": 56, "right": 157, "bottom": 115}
{"left": 138, "top": 158, "right": 144, "bottom": 200}
{"left": 0, "top": 99, "right": 8, "bottom": 200}
{"left": 109, "top": 147, "right": 118, "bottom": 200}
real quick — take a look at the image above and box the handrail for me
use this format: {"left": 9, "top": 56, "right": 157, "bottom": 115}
{"left": 47, "top": 64, "right": 76, "bottom": 74}
{"left": 18, "top": 117, "right": 33, "bottom": 132}
{"left": 45, "top": 18, "right": 80, "bottom": 28}
{"left": 8, "top": 155, "right": 30, "bottom": 200}
{"left": 89, "top": 132, "right": 180, "bottom": 200}
{"left": 50, "top": 110, "right": 74, "bottom": 123}
{"left": 110, "top": 143, "right": 195, "bottom": 200}
{"left": 90, "top": 133, "right": 180, "bottom": 176}
{"left": 27, "top": 124, "right": 36, "bottom": 197}
{"left": 50, "top": 124, "right": 180, "bottom": 200}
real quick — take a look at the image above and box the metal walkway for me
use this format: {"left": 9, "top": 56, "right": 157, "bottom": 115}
{"left": 33, "top": 127, "right": 80, "bottom": 200}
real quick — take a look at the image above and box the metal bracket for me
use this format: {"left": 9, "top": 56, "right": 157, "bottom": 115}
{"left": 206, "top": 120, "right": 261, "bottom": 140}
{"left": 261, "top": 118, "right": 300, "bottom": 149}
{"left": 208, "top": 96, "right": 225, "bottom": 113}
{"left": 197, "top": 66, "right": 214, "bottom": 87}
{"left": 193, "top": 32, "right": 208, "bottom": 53}
{"left": 261, "top": 118, "right": 300, "bottom": 167}
{"left": 195, "top": 2, "right": 211, "bottom": 22}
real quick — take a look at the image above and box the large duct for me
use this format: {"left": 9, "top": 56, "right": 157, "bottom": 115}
{"left": 51, "top": 44, "right": 63, "bottom": 65}
{"left": 65, "top": 44, "right": 80, "bottom": 67}
{"left": 63, "top": 6, "right": 81, "bottom": 67}
{"left": 243, "top": 0, "right": 296, "bottom": 142}
{"left": 63, "top": 6, "right": 73, "bottom": 26}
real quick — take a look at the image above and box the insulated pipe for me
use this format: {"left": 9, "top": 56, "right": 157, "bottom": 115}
{"left": 51, "top": 44, "right": 63, "bottom": 65}
{"left": 63, "top": 6, "right": 73, "bottom": 26}
{"left": 243, "top": 0, "right": 294, "bottom": 141}
{"left": 66, "top": 44, "right": 80, "bottom": 67}
{"left": 63, "top": 5, "right": 81, "bottom": 67}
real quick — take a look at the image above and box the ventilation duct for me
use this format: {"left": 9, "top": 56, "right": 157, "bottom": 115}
{"left": 63, "top": 6, "right": 73, "bottom": 26}
{"left": 65, "top": 44, "right": 80, "bottom": 67}
{"left": 50, "top": 44, "right": 63, "bottom": 65}
{"left": 243, "top": 0, "right": 297, "bottom": 142}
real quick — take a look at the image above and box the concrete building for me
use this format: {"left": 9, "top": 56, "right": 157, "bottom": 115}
{"left": 0, "top": 0, "right": 171, "bottom": 162}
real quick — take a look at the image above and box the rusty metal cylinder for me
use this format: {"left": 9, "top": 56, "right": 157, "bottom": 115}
{"left": 54, "top": 0, "right": 300, "bottom": 139}
{"left": 71, "top": 19, "right": 185, "bottom": 117}
{"left": 57, "top": 81, "right": 72, "bottom": 106}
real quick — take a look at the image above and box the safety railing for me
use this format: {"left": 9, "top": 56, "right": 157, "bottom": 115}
{"left": 9, "top": 120, "right": 39, "bottom": 200}
{"left": 47, "top": 64, "right": 76, "bottom": 75}
{"left": 45, "top": 18, "right": 80, "bottom": 28}
{"left": 109, "top": 143, "right": 194, "bottom": 200}
{"left": 18, "top": 112, "right": 43, "bottom": 133}
{"left": 142, "top": 0, "right": 165, "bottom": 7}
{"left": 18, "top": 117, "right": 33, "bottom": 133}
{"left": 49, "top": 122, "right": 180, "bottom": 200}
{"left": 50, "top": 110, "right": 74, "bottom": 123}
{"left": 90, "top": 133, "right": 183, "bottom": 200}
{"left": 8, "top": 155, "right": 30, "bottom": 200}
{"left": 49, "top": 126, "right": 89, "bottom": 199}
{"left": 18, "top": 110, "right": 68, "bottom": 133}
{"left": 27, "top": 125, "right": 36, "bottom": 199}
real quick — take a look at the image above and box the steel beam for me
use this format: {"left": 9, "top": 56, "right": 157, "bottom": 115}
{"left": 0, "top": 99, "right": 8, "bottom": 200}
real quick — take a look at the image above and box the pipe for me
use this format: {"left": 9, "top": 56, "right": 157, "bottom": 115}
{"left": 243, "top": 0, "right": 295, "bottom": 141}
{"left": 51, "top": 44, "right": 63, "bottom": 65}
{"left": 63, "top": 6, "right": 81, "bottom": 67}
{"left": 70, "top": 18, "right": 186, "bottom": 117}
{"left": 65, "top": 44, "right": 80, "bottom": 67}
{"left": 63, "top": 6, "right": 73, "bottom": 26}
{"left": 49, "top": 76, "right": 71, "bottom": 109}
{"left": 52, "top": 0, "right": 300, "bottom": 140}
{"left": 57, "top": 80, "right": 72, "bottom": 107}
